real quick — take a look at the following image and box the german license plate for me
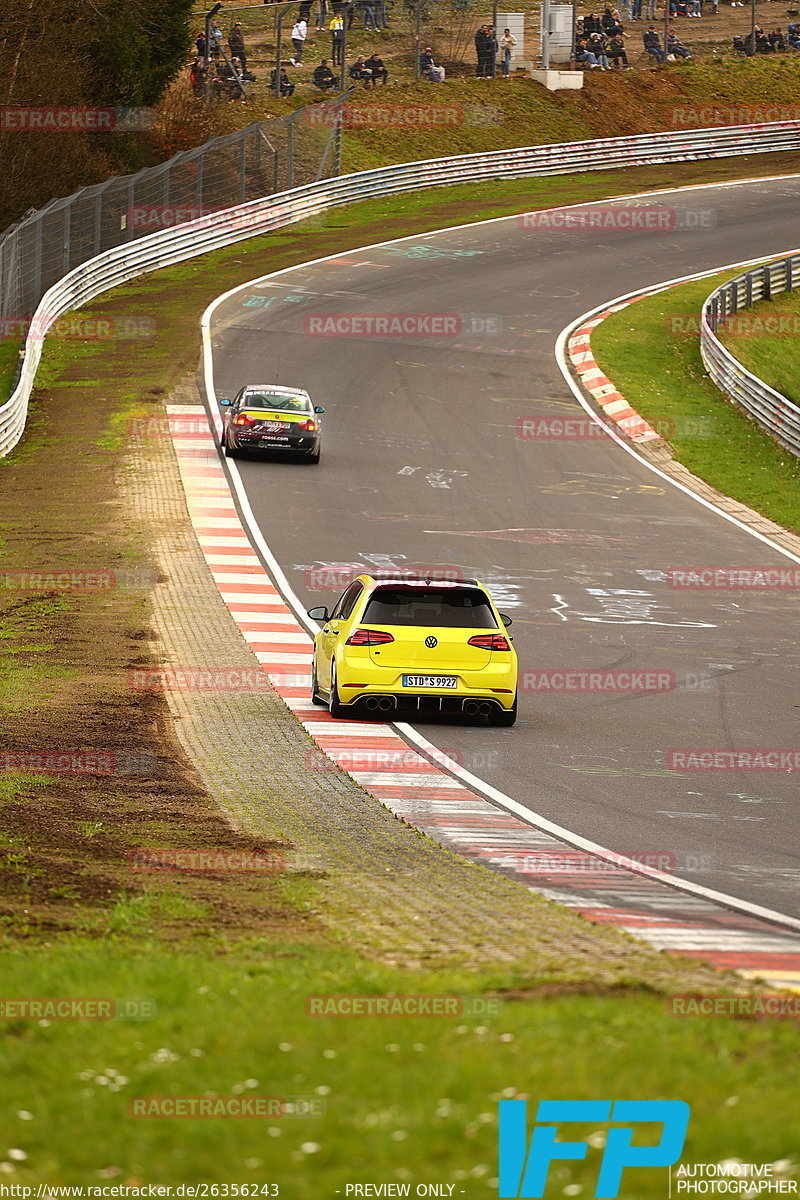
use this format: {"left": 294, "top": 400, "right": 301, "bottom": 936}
{"left": 402, "top": 675, "right": 457, "bottom": 688}
{"left": 263, "top": 421, "right": 287, "bottom": 433}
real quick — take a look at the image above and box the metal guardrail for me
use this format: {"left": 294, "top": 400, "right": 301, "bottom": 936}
{"left": 701, "top": 256, "right": 800, "bottom": 459}
{"left": 4, "top": 119, "right": 800, "bottom": 457}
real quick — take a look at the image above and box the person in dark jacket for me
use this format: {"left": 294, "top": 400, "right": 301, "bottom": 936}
{"left": 474, "top": 25, "right": 489, "bottom": 74}
{"left": 364, "top": 52, "right": 388, "bottom": 82}
{"left": 584, "top": 12, "right": 603, "bottom": 34}
{"left": 643, "top": 24, "right": 666, "bottom": 59}
{"left": 270, "top": 66, "right": 295, "bottom": 95}
{"left": 228, "top": 23, "right": 247, "bottom": 72}
{"left": 313, "top": 59, "right": 338, "bottom": 87}
{"left": 195, "top": 30, "right": 206, "bottom": 57}
{"left": 607, "top": 33, "right": 629, "bottom": 64}
{"left": 349, "top": 54, "right": 372, "bottom": 81}
{"left": 666, "top": 27, "right": 692, "bottom": 56}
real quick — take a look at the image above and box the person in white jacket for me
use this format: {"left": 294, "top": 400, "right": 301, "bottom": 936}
{"left": 290, "top": 18, "right": 308, "bottom": 64}
{"left": 499, "top": 28, "right": 516, "bottom": 75}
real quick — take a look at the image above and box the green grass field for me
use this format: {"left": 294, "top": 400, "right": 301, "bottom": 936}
{"left": 2, "top": 943, "right": 799, "bottom": 1190}
{"left": 717, "top": 288, "right": 800, "bottom": 410}
{"left": 591, "top": 271, "right": 800, "bottom": 534}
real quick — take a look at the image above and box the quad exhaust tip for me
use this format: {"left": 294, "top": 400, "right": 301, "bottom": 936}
{"left": 364, "top": 695, "right": 396, "bottom": 712}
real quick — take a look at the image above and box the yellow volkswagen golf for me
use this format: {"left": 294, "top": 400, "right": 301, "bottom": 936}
{"left": 308, "top": 573, "right": 517, "bottom": 725}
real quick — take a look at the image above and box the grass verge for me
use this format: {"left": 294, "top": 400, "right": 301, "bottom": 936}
{"left": 591, "top": 270, "right": 800, "bottom": 534}
{"left": 1, "top": 943, "right": 799, "bottom": 1190}
{"left": 717, "top": 288, "right": 800, "bottom": 409}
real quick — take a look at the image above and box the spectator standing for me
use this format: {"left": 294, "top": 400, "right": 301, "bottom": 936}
{"left": 484, "top": 25, "right": 498, "bottom": 74}
{"left": 195, "top": 30, "right": 206, "bottom": 57}
{"left": 475, "top": 25, "right": 488, "bottom": 74}
{"left": 290, "top": 17, "right": 307, "bottom": 63}
{"left": 644, "top": 0, "right": 657, "bottom": 19}
{"left": 499, "top": 28, "right": 517, "bottom": 74}
{"left": 315, "top": 0, "right": 328, "bottom": 29}
{"left": 632, "top": 0, "right": 643, "bottom": 20}
{"left": 329, "top": 13, "right": 344, "bottom": 64}
{"left": 643, "top": 23, "right": 666, "bottom": 58}
{"left": 209, "top": 20, "right": 223, "bottom": 58}
{"left": 228, "top": 23, "right": 247, "bottom": 73}
{"left": 190, "top": 56, "right": 207, "bottom": 93}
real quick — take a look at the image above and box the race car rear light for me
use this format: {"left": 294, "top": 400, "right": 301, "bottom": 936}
{"left": 234, "top": 414, "right": 255, "bottom": 426}
{"left": 468, "top": 634, "right": 511, "bottom": 651}
{"left": 345, "top": 629, "right": 395, "bottom": 646}
{"left": 491, "top": 688, "right": 513, "bottom": 693}
{"left": 297, "top": 418, "right": 317, "bottom": 432}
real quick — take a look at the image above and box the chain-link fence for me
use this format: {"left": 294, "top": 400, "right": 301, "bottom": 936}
{"left": 0, "top": 94, "right": 348, "bottom": 332}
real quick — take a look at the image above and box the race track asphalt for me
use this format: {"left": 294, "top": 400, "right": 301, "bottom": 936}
{"left": 205, "top": 174, "right": 800, "bottom": 919}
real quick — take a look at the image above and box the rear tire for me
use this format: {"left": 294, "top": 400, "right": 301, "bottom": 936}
{"left": 307, "top": 449, "right": 320, "bottom": 464}
{"left": 490, "top": 693, "right": 517, "bottom": 727}
{"left": 311, "top": 657, "right": 326, "bottom": 706}
{"left": 224, "top": 440, "right": 240, "bottom": 459}
{"left": 328, "top": 663, "right": 347, "bottom": 718}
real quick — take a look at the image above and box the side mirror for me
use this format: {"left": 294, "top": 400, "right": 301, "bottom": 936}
{"left": 500, "top": 613, "right": 512, "bottom": 627}
{"left": 314, "top": 405, "right": 325, "bottom": 414}
{"left": 219, "top": 397, "right": 233, "bottom": 407}
{"left": 307, "top": 606, "right": 329, "bottom": 622}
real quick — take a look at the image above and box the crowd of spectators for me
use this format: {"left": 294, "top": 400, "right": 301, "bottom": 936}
{"left": 189, "top": 0, "right": 800, "bottom": 100}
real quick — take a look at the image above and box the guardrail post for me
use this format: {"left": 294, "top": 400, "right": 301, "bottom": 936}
{"left": 763, "top": 264, "right": 772, "bottom": 300}
{"left": 786, "top": 258, "right": 794, "bottom": 294}
{"left": 745, "top": 271, "right": 753, "bottom": 307}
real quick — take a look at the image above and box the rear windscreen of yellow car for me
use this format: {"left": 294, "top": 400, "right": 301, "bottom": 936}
{"left": 361, "top": 587, "right": 498, "bottom": 669}
{"left": 362, "top": 587, "right": 497, "bottom": 628}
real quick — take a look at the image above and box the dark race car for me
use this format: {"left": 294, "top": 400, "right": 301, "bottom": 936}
{"left": 219, "top": 385, "right": 324, "bottom": 463}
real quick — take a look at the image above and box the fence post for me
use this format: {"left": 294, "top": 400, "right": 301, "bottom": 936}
{"left": 63, "top": 204, "right": 71, "bottom": 277}
{"left": 196, "top": 157, "right": 204, "bottom": 210}
{"left": 94, "top": 192, "right": 103, "bottom": 255}
{"left": 287, "top": 114, "right": 294, "bottom": 191}
{"left": 240, "top": 134, "right": 247, "bottom": 204}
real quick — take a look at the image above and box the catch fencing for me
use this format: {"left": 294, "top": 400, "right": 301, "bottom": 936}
{"left": 701, "top": 256, "right": 800, "bottom": 459}
{"left": 4, "top": 118, "right": 800, "bottom": 456}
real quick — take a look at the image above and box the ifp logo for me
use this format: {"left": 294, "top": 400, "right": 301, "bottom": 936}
{"left": 498, "top": 1100, "right": 690, "bottom": 1198}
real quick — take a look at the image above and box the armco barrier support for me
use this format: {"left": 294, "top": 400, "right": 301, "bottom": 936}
{"left": 4, "top": 120, "right": 800, "bottom": 458}
{"left": 701, "top": 254, "right": 800, "bottom": 459}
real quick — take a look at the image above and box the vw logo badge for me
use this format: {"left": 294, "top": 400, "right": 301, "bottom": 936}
{"left": 425, "top": 636, "right": 438, "bottom": 648}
